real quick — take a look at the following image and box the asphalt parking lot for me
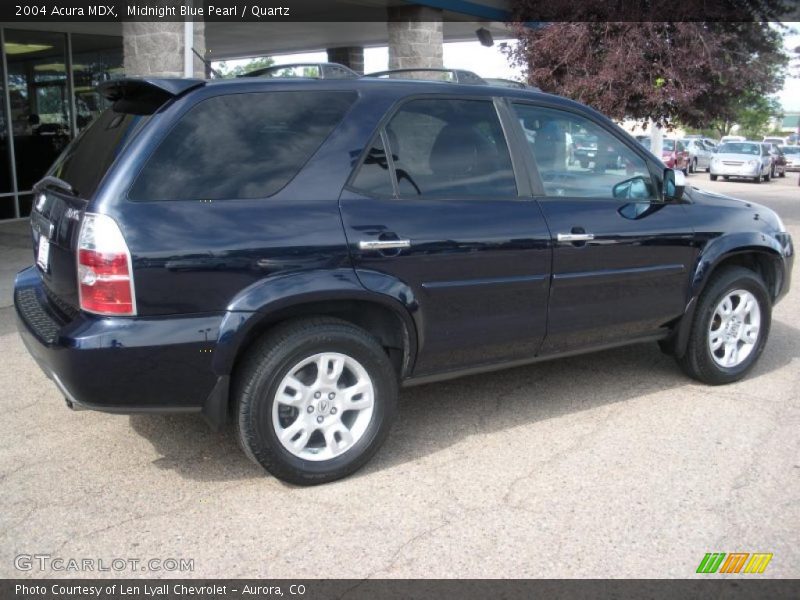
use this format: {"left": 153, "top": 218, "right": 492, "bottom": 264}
{"left": 1, "top": 173, "right": 798, "bottom": 579}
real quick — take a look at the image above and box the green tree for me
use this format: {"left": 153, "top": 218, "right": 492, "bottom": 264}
{"left": 715, "top": 94, "right": 783, "bottom": 139}
{"left": 215, "top": 56, "right": 274, "bottom": 78}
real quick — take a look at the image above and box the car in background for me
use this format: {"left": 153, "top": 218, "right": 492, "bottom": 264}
{"left": 701, "top": 138, "right": 718, "bottom": 151}
{"left": 720, "top": 135, "right": 746, "bottom": 144}
{"left": 709, "top": 141, "right": 772, "bottom": 183}
{"left": 485, "top": 78, "right": 542, "bottom": 91}
{"left": 763, "top": 136, "right": 788, "bottom": 146}
{"left": 780, "top": 145, "right": 800, "bottom": 171}
{"left": 661, "top": 139, "right": 689, "bottom": 173}
{"left": 766, "top": 143, "right": 787, "bottom": 178}
{"left": 682, "top": 138, "right": 713, "bottom": 173}
{"left": 240, "top": 62, "right": 359, "bottom": 80}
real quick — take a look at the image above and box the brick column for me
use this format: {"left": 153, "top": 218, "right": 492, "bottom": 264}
{"left": 327, "top": 46, "right": 365, "bottom": 74}
{"left": 387, "top": 5, "right": 444, "bottom": 72}
{"left": 123, "top": 21, "right": 206, "bottom": 78}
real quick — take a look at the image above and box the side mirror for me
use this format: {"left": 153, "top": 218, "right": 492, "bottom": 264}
{"left": 613, "top": 175, "right": 650, "bottom": 199}
{"left": 663, "top": 168, "right": 685, "bottom": 202}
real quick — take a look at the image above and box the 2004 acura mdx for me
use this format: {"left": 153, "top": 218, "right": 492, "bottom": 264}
{"left": 14, "top": 76, "right": 794, "bottom": 484}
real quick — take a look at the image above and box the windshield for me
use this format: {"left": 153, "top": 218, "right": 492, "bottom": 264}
{"left": 717, "top": 142, "right": 761, "bottom": 155}
{"left": 662, "top": 140, "right": 675, "bottom": 151}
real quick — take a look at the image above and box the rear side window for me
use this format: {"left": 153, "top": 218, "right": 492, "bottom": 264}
{"left": 50, "top": 110, "right": 150, "bottom": 198}
{"left": 129, "top": 91, "right": 356, "bottom": 201}
{"left": 350, "top": 98, "right": 516, "bottom": 198}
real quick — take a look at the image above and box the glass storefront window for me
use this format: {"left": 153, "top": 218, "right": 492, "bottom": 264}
{"left": 71, "top": 33, "right": 123, "bottom": 132}
{"left": 0, "top": 30, "right": 122, "bottom": 218}
{"left": 5, "top": 30, "right": 70, "bottom": 201}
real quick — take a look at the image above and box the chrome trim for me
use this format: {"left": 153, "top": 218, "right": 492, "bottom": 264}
{"left": 358, "top": 239, "right": 411, "bottom": 251}
{"left": 557, "top": 233, "right": 595, "bottom": 243}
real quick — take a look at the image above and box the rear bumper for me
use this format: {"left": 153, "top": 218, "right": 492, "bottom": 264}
{"left": 14, "top": 266, "right": 224, "bottom": 413}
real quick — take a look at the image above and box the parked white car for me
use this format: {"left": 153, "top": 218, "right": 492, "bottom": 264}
{"left": 682, "top": 138, "right": 713, "bottom": 173}
{"left": 763, "top": 136, "right": 788, "bottom": 145}
{"left": 720, "top": 135, "right": 746, "bottom": 143}
{"left": 709, "top": 141, "right": 772, "bottom": 183}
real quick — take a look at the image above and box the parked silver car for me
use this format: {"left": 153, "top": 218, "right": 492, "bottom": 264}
{"left": 779, "top": 145, "right": 800, "bottom": 171}
{"left": 709, "top": 141, "right": 772, "bottom": 183}
{"left": 682, "top": 138, "right": 713, "bottom": 173}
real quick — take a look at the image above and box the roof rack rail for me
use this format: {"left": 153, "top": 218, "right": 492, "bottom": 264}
{"left": 484, "top": 77, "right": 541, "bottom": 92}
{"left": 239, "top": 62, "right": 359, "bottom": 80}
{"left": 362, "top": 68, "right": 488, "bottom": 85}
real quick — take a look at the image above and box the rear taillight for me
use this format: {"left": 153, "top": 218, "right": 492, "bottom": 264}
{"left": 77, "top": 213, "right": 136, "bottom": 316}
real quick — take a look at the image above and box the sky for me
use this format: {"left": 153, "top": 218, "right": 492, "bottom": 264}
{"left": 778, "top": 24, "right": 800, "bottom": 112}
{"left": 220, "top": 25, "right": 800, "bottom": 114}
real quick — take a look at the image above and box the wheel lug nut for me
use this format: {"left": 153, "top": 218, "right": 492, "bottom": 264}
{"left": 328, "top": 392, "right": 335, "bottom": 400}
{"left": 331, "top": 407, "right": 337, "bottom": 415}
{"left": 307, "top": 406, "right": 314, "bottom": 413}
{"left": 316, "top": 416, "right": 324, "bottom": 424}
{"left": 314, "top": 392, "right": 321, "bottom": 399}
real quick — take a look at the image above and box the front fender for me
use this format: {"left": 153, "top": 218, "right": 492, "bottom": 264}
{"left": 673, "top": 231, "right": 788, "bottom": 357}
{"left": 211, "top": 268, "right": 421, "bottom": 376}
{"left": 689, "top": 231, "right": 785, "bottom": 299}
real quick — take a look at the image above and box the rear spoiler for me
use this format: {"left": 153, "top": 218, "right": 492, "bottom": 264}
{"left": 98, "top": 78, "right": 205, "bottom": 115}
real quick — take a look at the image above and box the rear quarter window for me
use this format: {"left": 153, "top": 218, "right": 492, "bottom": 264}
{"left": 50, "top": 110, "right": 150, "bottom": 199}
{"left": 129, "top": 91, "right": 356, "bottom": 201}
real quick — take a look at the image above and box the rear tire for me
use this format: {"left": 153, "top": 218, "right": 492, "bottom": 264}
{"left": 710, "top": 174, "right": 718, "bottom": 181}
{"left": 677, "top": 267, "right": 771, "bottom": 385}
{"left": 235, "top": 318, "right": 398, "bottom": 485}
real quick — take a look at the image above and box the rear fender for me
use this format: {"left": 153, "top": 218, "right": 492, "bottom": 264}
{"left": 212, "top": 268, "right": 420, "bottom": 377}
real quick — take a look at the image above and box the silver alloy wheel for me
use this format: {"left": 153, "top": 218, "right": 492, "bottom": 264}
{"left": 708, "top": 289, "right": 761, "bottom": 368}
{"left": 272, "top": 352, "right": 375, "bottom": 461}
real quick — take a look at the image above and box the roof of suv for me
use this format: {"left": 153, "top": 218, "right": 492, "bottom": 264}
{"left": 108, "top": 75, "right": 580, "bottom": 110}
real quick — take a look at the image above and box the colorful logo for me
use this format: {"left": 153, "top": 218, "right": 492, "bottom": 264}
{"left": 696, "top": 552, "right": 773, "bottom": 574}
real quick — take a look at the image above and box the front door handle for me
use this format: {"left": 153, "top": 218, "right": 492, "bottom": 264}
{"left": 557, "top": 233, "right": 595, "bottom": 243}
{"left": 358, "top": 239, "right": 412, "bottom": 251}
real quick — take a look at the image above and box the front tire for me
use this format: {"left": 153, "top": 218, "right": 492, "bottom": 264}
{"left": 235, "top": 318, "right": 398, "bottom": 485}
{"left": 677, "top": 267, "right": 771, "bottom": 385}
{"left": 710, "top": 174, "right": 718, "bottom": 181}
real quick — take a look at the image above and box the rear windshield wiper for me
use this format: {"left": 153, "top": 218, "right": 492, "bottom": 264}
{"left": 36, "top": 175, "right": 77, "bottom": 197}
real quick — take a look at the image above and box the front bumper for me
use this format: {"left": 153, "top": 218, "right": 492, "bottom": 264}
{"left": 710, "top": 163, "right": 763, "bottom": 178}
{"left": 14, "top": 266, "right": 224, "bottom": 413}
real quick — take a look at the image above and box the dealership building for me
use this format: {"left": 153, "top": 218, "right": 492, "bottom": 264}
{"left": 0, "top": 1, "right": 511, "bottom": 220}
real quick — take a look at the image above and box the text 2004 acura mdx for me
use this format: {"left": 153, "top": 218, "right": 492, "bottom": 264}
{"left": 14, "top": 77, "right": 794, "bottom": 484}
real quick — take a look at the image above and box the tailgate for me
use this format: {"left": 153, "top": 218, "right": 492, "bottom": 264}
{"left": 30, "top": 188, "right": 88, "bottom": 313}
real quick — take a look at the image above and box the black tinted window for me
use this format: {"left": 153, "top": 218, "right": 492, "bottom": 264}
{"left": 130, "top": 91, "right": 355, "bottom": 201}
{"left": 384, "top": 99, "right": 516, "bottom": 197}
{"left": 350, "top": 134, "right": 394, "bottom": 196}
{"left": 51, "top": 109, "right": 150, "bottom": 198}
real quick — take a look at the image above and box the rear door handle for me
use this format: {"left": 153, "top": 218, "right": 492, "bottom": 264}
{"left": 358, "top": 239, "right": 412, "bottom": 251}
{"left": 557, "top": 233, "right": 595, "bottom": 243}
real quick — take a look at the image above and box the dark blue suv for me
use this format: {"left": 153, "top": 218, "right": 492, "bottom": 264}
{"left": 14, "top": 76, "right": 793, "bottom": 484}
